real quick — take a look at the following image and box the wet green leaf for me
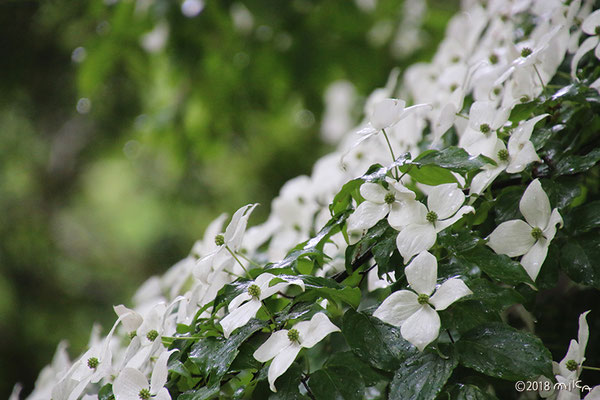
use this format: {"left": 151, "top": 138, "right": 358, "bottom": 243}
{"left": 308, "top": 366, "right": 365, "bottom": 400}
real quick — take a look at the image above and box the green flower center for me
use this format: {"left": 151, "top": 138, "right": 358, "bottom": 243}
{"left": 287, "top": 328, "right": 300, "bottom": 343}
{"left": 493, "top": 87, "right": 501, "bottom": 96}
{"left": 214, "top": 234, "right": 225, "bottom": 246}
{"left": 128, "top": 331, "right": 137, "bottom": 340}
{"left": 479, "top": 123, "right": 491, "bottom": 134}
{"left": 451, "top": 55, "right": 460, "bottom": 63}
{"left": 146, "top": 329, "right": 159, "bottom": 342}
{"left": 531, "top": 227, "right": 544, "bottom": 240}
{"left": 520, "top": 95, "right": 530, "bottom": 103}
{"left": 497, "top": 149, "right": 509, "bottom": 161}
{"left": 489, "top": 53, "right": 499, "bottom": 64}
{"left": 138, "top": 388, "right": 151, "bottom": 400}
{"left": 566, "top": 359, "right": 579, "bottom": 371}
{"left": 426, "top": 211, "right": 438, "bottom": 223}
{"left": 247, "top": 284, "right": 261, "bottom": 298}
{"left": 449, "top": 83, "right": 458, "bottom": 92}
{"left": 417, "top": 294, "right": 430, "bottom": 305}
{"left": 87, "top": 357, "right": 99, "bottom": 369}
{"left": 521, "top": 47, "right": 533, "bottom": 57}
{"left": 384, "top": 192, "right": 396, "bottom": 204}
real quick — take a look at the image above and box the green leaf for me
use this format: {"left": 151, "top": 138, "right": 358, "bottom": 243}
{"left": 438, "top": 230, "right": 481, "bottom": 254}
{"left": 540, "top": 177, "right": 581, "bottom": 212}
{"left": 567, "top": 201, "right": 600, "bottom": 234}
{"left": 459, "top": 246, "right": 533, "bottom": 286}
{"left": 406, "top": 164, "right": 458, "bottom": 185}
{"left": 325, "top": 351, "right": 386, "bottom": 386}
{"left": 446, "top": 384, "right": 499, "bottom": 399}
{"left": 456, "top": 322, "right": 553, "bottom": 381}
{"left": 189, "top": 319, "right": 267, "bottom": 385}
{"left": 509, "top": 100, "right": 539, "bottom": 123}
{"left": 179, "top": 385, "right": 220, "bottom": 400}
{"left": 388, "top": 351, "right": 458, "bottom": 400}
{"left": 291, "top": 275, "right": 362, "bottom": 308}
{"left": 308, "top": 366, "right": 365, "bottom": 400}
{"left": 342, "top": 309, "right": 417, "bottom": 371}
{"left": 493, "top": 186, "right": 524, "bottom": 225}
{"left": 345, "top": 219, "right": 391, "bottom": 272}
{"left": 560, "top": 234, "right": 600, "bottom": 289}
{"left": 269, "top": 363, "right": 306, "bottom": 400}
{"left": 554, "top": 148, "right": 600, "bottom": 176}
{"left": 441, "top": 300, "right": 502, "bottom": 335}
{"left": 98, "top": 384, "right": 114, "bottom": 400}
{"left": 467, "top": 278, "right": 526, "bottom": 311}
{"left": 410, "top": 147, "right": 488, "bottom": 174}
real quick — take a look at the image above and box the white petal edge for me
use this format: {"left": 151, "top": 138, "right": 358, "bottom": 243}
{"left": 487, "top": 219, "right": 535, "bottom": 257}
{"left": 405, "top": 251, "right": 437, "bottom": 296}
{"left": 373, "top": 290, "right": 420, "bottom": 327}
{"left": 520, "top": 179, "right": 551, "bottom": 229}
{"left": 253, "top": 330, "right": 292, "bottom": 362}
{"left": 267, "top": 344, "right": 302, "bottom": 392}
{"left": 396, "top": 223, "right": 437, "bottom": 264}
{"left": 296, "top": 312, "right": 340, "bottom": 349}
{"left": 400, "top": 305, "right": 441, "bottom": 352}
{"left": 430, "top": 278, "right": 472, "bottom": 311}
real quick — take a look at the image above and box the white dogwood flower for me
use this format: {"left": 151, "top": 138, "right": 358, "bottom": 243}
{"left": 373, "top": 251, "right": 472, "bottom": 351}
{"left": 571, "top": 9, "right": 600, "bottom": 80}
{"left": 113, "top": 349, "right": 175, "bottom": 400}
{"left": 346, "top": 180, "right": 420, "bottom": 233}
{"left": 487, "top": 179, "right": 563, "bottom": 280}
{"left": 253, "top": 312, "right": 340, "bottom": 392}
{"left": 396, "top": 183, "right": 474, "bottom": 263}
{"left": 220, "top": 273, "right": 305, "bottom": 338}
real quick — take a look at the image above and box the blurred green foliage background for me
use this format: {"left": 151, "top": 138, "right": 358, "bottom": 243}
{"left": 0, "top": 0, "right": 460, "bottom": 397}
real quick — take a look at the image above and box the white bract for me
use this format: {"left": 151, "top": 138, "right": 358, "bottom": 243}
{"left": 194, "top": 204, "right": 257, "bottom": 282}
{"left": 487, "top": 179, "right": 563, "bottom": 280}
{"left": 346, "top": 180, "right": 419, "bottom": 233}
{"left": 373, "top": 251, "right": 472, "bottom": 351}
{"left": 571, "top": 9, "right": 600, "bottom": 80}
{"left": 113, "top": 350, "right": 174, "bottom": 400}
{"left": 253, "top": 312, "right": 340, "bottom": 392}
{"left": 396, "top": 183, "right": 474, "bottom": 263}
{"left": 220, "top": 273, "right": 305, "bottom": 338}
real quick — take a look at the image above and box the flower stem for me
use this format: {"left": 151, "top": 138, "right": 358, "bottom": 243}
{"left": 261, "top": 300, "right": 277, "bottom": 329}
{"left": 533, "top": 64, "right": 546, "bottom": 91}
{"left": 237, "top": 251, "right": 262, "bottom": 269}
{"left": 225, "top": 245, "right": 250, "bottom": 276}
{"left": 381, "top": 128, "right": 400, "bottom": 180}
{"left": 582, "top": 365, "right": 600, "bottom": 371}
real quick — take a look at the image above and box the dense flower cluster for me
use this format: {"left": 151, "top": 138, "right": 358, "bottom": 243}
{"left": 13, "top": 0, "right": 600, "bottom": 399}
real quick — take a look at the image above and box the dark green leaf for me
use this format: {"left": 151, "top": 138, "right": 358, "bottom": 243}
{"left": 540, "top": 177, "right": 581, "bottom": 212}
{"left": 441, "top": 300, "right": 502, "bottom": 335}
{"left": 459, "top": 246, "right": 533, "bottom": 286}
{"left": 456, "top": 322, "right": 553, "bottom": 381}
{"left": 554, "top": 148, "right": 600, "bottom": 176}
{"left": 325, "top": 351, "right": 386, "bottom": 387}
{"left": 509, "top": 100, "right": 539, "bottom": 123}
{"left": 308, "top": 365, "right": 365, "bottom": 400}
{"left": 98, "top": 384, "right": 114, "bottom": 400}
{"left": 467, "top": 279, "right": 525, "bottom": 311}
{"left": 493, "top": 186, "right": 524, "bottom": 225}
{"left": 189, "top": 319, "right": 267, "bottom": 385}
{"left": 345, "top": 219, "right": 391, "bottom": 272}
{"left": 448, "top": 384, "right": 499, "bottom": 399}
{"left": 292, "top": 275, "right": 361, "bottom": 308}
{"left": 269, "top": 363, "right": 305, "bottom": 400}
{"left": 438, "top": 230, "right": 481, "bottom": 254}
{"left": 567, "top": 200, "right": 600, "bottom": 234}
{"left": 342, "top": 309, "right": 417, "bottom": 371}
{"left": 179, "top": 385, "right": 220, "bottom": 400}
{"left": 560, "top": 234, "right": 600, "bottom": 289}
{"left": 389, "top": 351, "right": 458, "bottom": 400}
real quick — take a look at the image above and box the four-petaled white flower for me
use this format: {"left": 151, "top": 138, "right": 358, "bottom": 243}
{"left": 113, "top": 349, "right": 175, "bottom": 400}
{"left": 571, "top": 9, "right": 600, "bottom": 81}
{"left": 346, "top": 180, "right": 420, "bottom": 233}
{"left": 253, "top": 312, "right": 340, "bottom": 392}
{"left": 395, "top": 183, "right": 474, "bottom": 263}
{"left": 220, "top": 273, "right": 305, "bottom": 338}
{"left": 194, "top": 203, "right": 257, "bottom": 282}
{"left": 345, "top": 98, "right": 431, "bottom": 157}
{"left": 487, "top": 179, "right": 563, "bottom": 281}
{"left": 373, "top": 251, "right": 472, "bottom": 351}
